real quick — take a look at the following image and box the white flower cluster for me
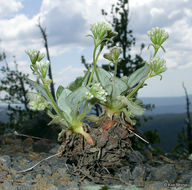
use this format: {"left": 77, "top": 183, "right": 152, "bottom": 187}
{"left": 28, "top": 93, "right": 48, "bottom": 111}
{"left": 150, "top": 57, "right": 167, "bottom": 77}
{"left": 26, "top": 49, "right": 45, "bottom": 64}
{"left": 147, "top": 27, "right": 169, "bottom": 46}
{"left": 36, "top": 60, "right": 49, "bottom": 69}
{"left": 86, "top": 83, "right": 108, "bottom": 102}
{"left": 90, "top": 22, "right": 112, "bottom": 40}
{"left": 36, "top": 60, "right": 50, "bottom": 78}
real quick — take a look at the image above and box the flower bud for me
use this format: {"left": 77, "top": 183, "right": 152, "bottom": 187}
{"left": 103, "top": 47, "right": 122, "bottom": 64}
{"left": 26, "top": 49, "right": 45, "bottom": 65}
{"left": 90, "top": 22, "right": 117, "bottom": 44}
{"left": 150, "top": 57, "right": 167, "bottom": 78}
{"left": 36, "top": 60, "right": 50, "bottom": 78}
{"left": 147, "top": 28, "right": 168, "bottom": 47}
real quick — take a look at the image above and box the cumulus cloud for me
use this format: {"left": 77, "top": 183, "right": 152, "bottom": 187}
{"left": 0, "top": 0, "right": 23, "bottom": 18}
{"left": 0, "top": 0, "right": 115, "bottom": 59}
{"left": 128, "top": 0, "right": 192, "bottom": 69}
{"left": 0, "top": 14, "right": 42, "bottom": 59}
{"left": 54, "top": 65, "right": 85, "bottom": 87}
{"left": 1, "top": 0, "right": 192, "bottom": 77}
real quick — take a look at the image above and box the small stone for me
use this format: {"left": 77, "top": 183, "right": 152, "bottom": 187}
{"left": 116, "top": 166, "right": 131, "bottom": 183}
{"left": 0, "top": 155, "right": 11, "bottom": 169}
{"left": 23, "top": 173, "right": 35, "bottom": 185}
{"left": 177, "top": 159, "right": 192, "bottom": 171}
{"left": 47, "top": 185, "right": 58, "bottom": 190}
{"left": 128, "top": 151, "right": 146, "bottom": 163}
{"left": 149, "top": 164, "right": 177, "bottom": 183}
{"left": 19, "top": 183, "right": 34, "bottom": 190}
{"left": 132, "top": 165, "right": 146, "bottom": 180}
{"left": 41, "top": 165, "right": 52, "bottom": 176}
{"left": 57, "top": 168, "right": 67, "bottom": 176}
{"left": 177, "top": 170, "right": 192, "bottom": 184}
{"left": 0, "top": 182, "right": 17, "bottom": 190}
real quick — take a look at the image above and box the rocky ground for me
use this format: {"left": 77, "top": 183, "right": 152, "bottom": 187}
{"left": 0, "top": 133, "right": 192, "bottom": 190}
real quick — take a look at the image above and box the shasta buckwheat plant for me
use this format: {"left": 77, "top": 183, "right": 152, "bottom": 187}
{"left": 26, "top": 22, "right": 168, "bottom": 153}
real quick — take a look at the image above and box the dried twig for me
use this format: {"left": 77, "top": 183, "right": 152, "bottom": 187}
{"left": 120, "top": 121, "right": 149, "bottom": 144}
{"left": 16, "top": 152, "right": 60, "bottom": 173}
{"left": 14, "top": 131, "right": 57, "bottom": 142}
{"left": 79, "top": 175, "right": 86, "bottom": 183}
{"left": 0, "top": 153, "right": 61, "bottom": 174}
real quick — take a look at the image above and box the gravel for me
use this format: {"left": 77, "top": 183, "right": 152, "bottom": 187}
{"left": 0, "top": 136, "right": 192, "bottom": 190}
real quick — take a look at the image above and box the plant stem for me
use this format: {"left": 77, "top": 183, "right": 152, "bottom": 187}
{"left": 36, "top": 68, "right": 67, "bottom": 121}
{"left": 93, "top": 48, "right": 101, "bottom": 83}
{"left": 113, "top": 61, "right": 118, "bottom": 76}
{"left": 127, "top": 47, "right": 158, "bottom": 99}
{"left": 44, "top": 84, "right": 63, "bottom": 117}
{"left": 153, "top": 48, "right": 158, "bottom": 58}
{"left": 87, "top": 47, "right": 97, "bottom": 85}
{"left": 127, "top": 74, "right": 149, "bottom": 98}
{"left": 88, "top": 43, "right": 101, "bottom": 85}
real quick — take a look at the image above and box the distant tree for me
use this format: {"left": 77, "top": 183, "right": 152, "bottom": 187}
{"left": 143, "top": 129, "right": 161, "bottom": 144}
{"left": 101, "top": 0, "right": 145, "bottom": 77}
{"left": 0, "top": 52, "right": 36, "bottom": 131}
{"left": 80, "top": 0, "right": 146, "bottom": 115}
{"left": 173, "top": 83, "right": 192, "bottom": 155}
{"left": 37, "top": 19, "right": 56, "bottom": 101}
{"left": 183, "top": 83, "right": 192, "bottom": 153}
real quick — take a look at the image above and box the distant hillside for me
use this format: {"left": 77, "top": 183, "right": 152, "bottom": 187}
{"left": 1, "top": 96, "right": 192, "bottom": 153}
{"left": 140, "top": 113, "right": 192, "bottom": 152}
{"left": 140, "top": 95, "right": 192, "bottom": 106}
{"left": 0, "top": 107, "right": 9, "bottom": 123}
{"left": 140, "top": 95, "right": 192, "bottom": 114}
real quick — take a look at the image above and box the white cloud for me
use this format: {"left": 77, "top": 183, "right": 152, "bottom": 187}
{"left": 54, "top": 65, "right": 85, "bottom": 87}
{"left": 150, "top": 8, "right": 164, "bottom": 17}
{"left": 0, "top": 0, "right": 115, "bottom": 60}
{"left": 1, "top": 0, "right": 192, "bottom": 75}
{"left": 0, "top": 0, "right": 23, "bottom": 18}
{"left": 0, "top": 14, "right": 42, "bottom": 60}
{"left": 128, "top": 0, "right": 192, "bottom": 69}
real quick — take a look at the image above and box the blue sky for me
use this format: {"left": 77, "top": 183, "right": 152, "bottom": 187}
{"left": 0, "top": 0, "right": 192, "bottom": 97}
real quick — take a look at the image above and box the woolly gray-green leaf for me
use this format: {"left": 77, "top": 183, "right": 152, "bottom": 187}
{"left": 66, "top": 86, "right": 90, "bottom": 116}
{"left": 127, "top": 63, "right": 149, "bottom": 88}
{"left": 57, "top": 89, "right": 72, "bottom": 122}
{"left": 118, "top": 96, "right": 145, "bottom": 116}
{"left": 56, "top": 85, "right": 64, "bottom": 100}
{"left": 93, "top": 67, "right": 112, "bottom": 88}
{"left": 68, "top": 77, "right": 84, "bottom": 91}
{"left": 111, "top": 76, "right": 128, "bottom": 97}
